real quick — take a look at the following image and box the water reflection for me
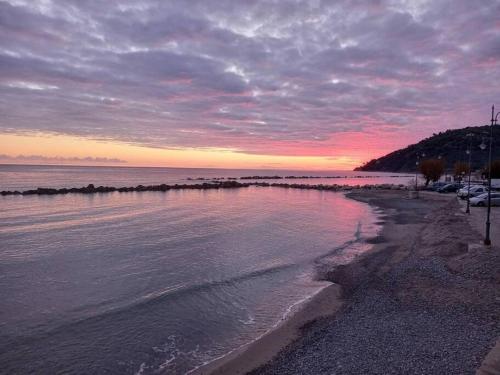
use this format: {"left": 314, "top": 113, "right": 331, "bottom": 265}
{"left": 0, "top": 186, "right": 379, "bottom": 374}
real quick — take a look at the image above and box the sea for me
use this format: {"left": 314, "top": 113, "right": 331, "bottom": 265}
{"left": 0, "top": 165, "right": 413, "bottom": 374}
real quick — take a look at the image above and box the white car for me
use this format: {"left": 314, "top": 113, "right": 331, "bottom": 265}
{"left": 470, "top": 192, "right": 500, "bottom": 207}
{"left": 457, "top": 185, "right": 488, "bottom": 199}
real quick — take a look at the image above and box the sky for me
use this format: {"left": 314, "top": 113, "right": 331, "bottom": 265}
{"left": 0, "top": 0, "right": 499, "bottom": 170}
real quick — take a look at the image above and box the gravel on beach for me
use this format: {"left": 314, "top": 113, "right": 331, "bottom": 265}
{"left": 249, "top": 192, "right": 500, "bottom": 375}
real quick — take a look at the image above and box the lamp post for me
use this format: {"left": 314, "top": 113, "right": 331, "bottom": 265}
{"left": 415, "top": 152, "right": 425, "bottom": 192}
{"left": 465, "top": 133, "right": 474, "bottom": 214}
{"left": 438, "top": 154, "right": 446, "bottom": 182}
{"left": 484, "top": 106, "right": 498, "bottom": 246}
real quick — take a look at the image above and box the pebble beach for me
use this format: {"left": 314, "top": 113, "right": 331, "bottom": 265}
{"left": 201, "top": 190, "right": 500, "bottom": 375}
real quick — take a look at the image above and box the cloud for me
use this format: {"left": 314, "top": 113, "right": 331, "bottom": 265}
{"left": 0, "top": 154, "right": 127, "bottom": 164}
{"left": 0, "top": 0, "right": 499, "bottom": 161}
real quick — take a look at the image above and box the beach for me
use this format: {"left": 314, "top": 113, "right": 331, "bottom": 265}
{"left": 2, "top": 164, "right": 499, "bottom": 374}
{"left": 199, "top": 190, "right": 500, "bottom": 375}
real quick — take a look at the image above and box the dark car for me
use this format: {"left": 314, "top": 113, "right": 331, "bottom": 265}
{"left": 427, "top": 181, "right": 449, "bottom": 191}
{"left": 437, "top": 183, "right": 463, "bottom": 193}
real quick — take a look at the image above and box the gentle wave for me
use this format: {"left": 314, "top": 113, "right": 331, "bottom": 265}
{"left": 0, "top": 173, "right": 382, "bottom": 374}
{"left": 185, "top": 281, "right": 331, "bottom": 375}
{"left": 29, "top": 225, "right": 369, "bottom": 339}
{"left": 20, "top": 263, "right": 299, "bottom": 339}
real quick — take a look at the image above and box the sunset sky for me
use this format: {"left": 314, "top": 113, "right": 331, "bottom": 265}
{"left": 1, "top": 0, "right": 499, "bottom": 170}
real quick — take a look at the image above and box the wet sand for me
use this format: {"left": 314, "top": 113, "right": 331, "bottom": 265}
{"left": 198, "top": 190, "right": 500, "bottom": 375}
{"left": 190, "top": 283, "right": 343, "bottom": 375}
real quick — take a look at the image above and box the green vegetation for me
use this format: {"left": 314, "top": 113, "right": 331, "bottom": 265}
{"left": 355, "top": 125, "right": 500, "bottom": 172}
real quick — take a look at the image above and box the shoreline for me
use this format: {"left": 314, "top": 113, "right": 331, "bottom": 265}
{"left": 197, "top": 190, "right": 500, "bottom": 375}
{"left": 191, "top": 190, "right": 391, "bottom": 375}
{"left": 189, "top": 282, "right": 342, "bottom": 375}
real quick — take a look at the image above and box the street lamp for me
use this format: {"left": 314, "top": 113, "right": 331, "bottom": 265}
{"left": 438, "top": 154, "right": 447, "bottom": 182}
{"left": 415, "top": 152, "right": 426, "bottom": 192}
{"left": 465, "top": 133, "right": 474, "bottom": 214}
{"left": 484, "top": 106, "right": 498, "bottom": 246}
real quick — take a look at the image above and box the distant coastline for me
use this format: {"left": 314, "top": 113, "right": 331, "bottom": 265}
{"left": 355, "top": 124, "right": 500, "bottom": 172}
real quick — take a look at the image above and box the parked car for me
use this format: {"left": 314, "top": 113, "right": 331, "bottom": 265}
{"left": 427, "top": 181, "right": 448, "bottom": 191}
{"left": 470, "top": 192, "right": 500, "bottom": 207}
{"left": 457, "top": 185, "right": 488, "bottom": 199}
{"left": 437, "top": 183, "right": 463, "bottom": 193}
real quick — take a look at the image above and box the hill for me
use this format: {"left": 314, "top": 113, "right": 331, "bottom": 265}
{"left": 355, "top": 125, "right": 500, "bottom": 172}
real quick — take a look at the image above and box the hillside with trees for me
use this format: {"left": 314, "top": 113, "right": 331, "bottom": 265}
{"left": 355, "top": 125, "right": 500, "bottom": 173}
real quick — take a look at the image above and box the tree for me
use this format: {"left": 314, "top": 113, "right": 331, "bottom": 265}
{"left": 419, "top": 159, "right": 445, "bottom": 186}
{"left": 454, "top": 161, "right": 470, "bottom": 180}
{"left": 483, "top": 160, "right": 500, "bottom": 179}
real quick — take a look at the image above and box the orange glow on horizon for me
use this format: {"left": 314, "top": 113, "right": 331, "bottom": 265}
{"left": 0, "top": 133, "right": 372, "bottom": 171}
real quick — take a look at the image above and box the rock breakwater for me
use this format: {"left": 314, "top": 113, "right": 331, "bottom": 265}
{"left": 1, "top": 181, "right": 408, "bottom": 197}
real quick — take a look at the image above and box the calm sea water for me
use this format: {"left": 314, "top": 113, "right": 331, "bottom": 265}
{"left": 0, "top": 165, "right": 395, "bottom": 374}
{"left": 0, "top": 164, "right": 413, "bottom": 191}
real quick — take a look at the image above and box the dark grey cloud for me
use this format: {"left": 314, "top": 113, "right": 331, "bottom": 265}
{"left": 0, "top": 0, "right": 499, "bottom": 158}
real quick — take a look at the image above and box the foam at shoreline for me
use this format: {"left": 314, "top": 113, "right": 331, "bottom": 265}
{"left": 190, "top": 197, "right": 383, "bottom": 375}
